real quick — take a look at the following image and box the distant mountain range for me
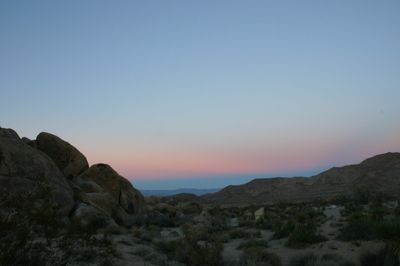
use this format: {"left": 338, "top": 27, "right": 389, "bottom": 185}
{"left": 203, "top": 152, "right": 400, "bottom": 205}
{"left": 141, "top": 188, "right": 220, "bottom": 196}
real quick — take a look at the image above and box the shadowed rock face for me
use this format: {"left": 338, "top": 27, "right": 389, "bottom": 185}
{"left": 70, "top": 203, "right": 119, "bottom": 232}
{"left": 0, "top": 127, "right": 20, "bottom": 140}
{"left": 36, "top": 132, "right": 89, "bottom": 179}
{"left": 0, "top": 133, "right": 74, "bottom": 216}
{"left": 78, "top": 164, "right": 146, "bottom": 215}
{"left": 0, "top": 127, "right": 147, "bottom": 231}
{"left": 204, "top": 152, "right": 400, "bottom": 205}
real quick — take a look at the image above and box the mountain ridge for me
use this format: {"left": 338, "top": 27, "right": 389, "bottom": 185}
{"left": 141, "top": 188, "right": 220, "bottom": 196}
{"left": 203, "top": 152, "right": 400, "bottom": 205}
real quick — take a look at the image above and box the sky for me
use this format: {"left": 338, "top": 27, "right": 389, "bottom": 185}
{"left": 1, "top": 1, "right": 400, "bottom": 189}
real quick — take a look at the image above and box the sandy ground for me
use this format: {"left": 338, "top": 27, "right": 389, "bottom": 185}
{"left": 112, "top": 234, "right": 158, "bottom": 266}
{"left": 318, "top": 205, "right": 345, "bottom": 240}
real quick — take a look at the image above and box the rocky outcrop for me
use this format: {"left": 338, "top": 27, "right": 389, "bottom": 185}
{"left": 78, "top": 164, "right": 146, "bottom": 215}
{"left": 36, "top": 132, "right": 89, "bottom": 179}
{"left": 0, "top": 131, "right": 74, "bottom": 216}
{"left": 0, "top": 126, "right": 20, "bottom": 140}
{"left": 69, "top": 163, "right": 146, "bottom": 227}
{"left": 70, "top": 203, "right": 119, "bottom": 233}
{"left": 204, "top": 152, "right": 400, "bottom": 205}
{"left": 0, "top": 127, "right": 147, "bottom": 231}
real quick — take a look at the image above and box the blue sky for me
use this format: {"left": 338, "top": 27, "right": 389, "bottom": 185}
{"left": 1, "top": 1, "right": 399, "bottom": 189}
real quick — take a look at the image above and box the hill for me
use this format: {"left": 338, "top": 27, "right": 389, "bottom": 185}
{"left": 203, "top": 152, "right": 400, "bottom": 205}
{"left": 141, "top": 188, "right": 220, "bottom": 196}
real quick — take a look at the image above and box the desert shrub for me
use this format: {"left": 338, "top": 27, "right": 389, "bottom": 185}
{"left": 289, "top": 253, "right": 356, "bottom": 266}
{"left": 131, "top": 246, "right": 163, "bottom": 264}
{"left": 144, "top": 211, "right": 175, "bottom": 227}
{"left": 237, "top": 239, "right": 269, "bottom": 250}
{"left": 239, "top": 247, "right": 281, "bottom": 266}
{"left": 0, "top": 200, "right": 116, "bottom": 265}
{"left": 0, "top": 219, "right": 45, "bottom": 266}
{"left": 255, "top": 217, "right": 274, "bottom": 230}
{"left": 0, "top": 188, "right": 62, "bottom": 265}
{"left": 0, "top": 182, "right": 118, "bottom": 266}
{"left": 360, "top": 251, "right": 385, "bottom": 266}
{"left": 255, "top": 209, "right": 281, "bottom": 230}
{"left": 339, "top": 215, "right": 373, "bottom": 241}
{"left": 321, "top": 254, "right": 357, "bottom": 266}
{"left": 371, "top": 207, "right": 386, "bottom": 220}
{"left": 178, "top": 202, "right": 202, "bottom": 215}
{"left": 376, "top": 222, "right": 400, "bottom": 239}
{"left": 210, "top": 231, "right": 230, "bottom": 243}
{"left": 156, "top": 230, "right": 224, "bottom": 266}
{"left": 272, "top": 204, "right": 325, "bottom": 241}
{"left": 209, "top": 215, "right": 228, "bottom": 233}
{"left": 353, "top": 189, "right": 375, "bottom": 205}
{"left": 156, "top": 239, "right": 178, "bottom": 256}
{"left": 286, "top": 223, "right": 327, "bottom": 248}
{"left": 59, "top": 233, "right": 117, "bottom": 265}
{"left": 351, "top": 189, "right": 394, "bottom": 208}
{"left": 184, "top": 221, "right": 226, "bottom": 242}
{"left": 360, "top": 245, "right": 399, "bottom": 266}
{"left": 229, "top": 229, "right": 252, "bottom": 239}
{"left": 395, "top": 206, "right": 400, "bottom": 217}
{"left": 0, "top": 219, "right": 117, "bottom": 266}
{"left": 273, "top": 219, "right": 296, "bottom": 239}
{"left": 289, "top": 253, "right": 318, "bottom": 266}
{"left": 229, "top": 229, "right": 260, "bottom": 239}
{"left": 175, "top": 239, "right": 224, "bottom": 266}
{"left": 191, "top": 225, "right": 211, "bottom": 241}
{"left": 137, "top": 225, "right": 161, "bottom": 242}
{"left": 339, "top": 215, "right": 400, "bottom": 241}
{"left": 239, "top": 219, "right": 256, "bottom": 227}
{"left": 248, "top": 230, "right": 261, "bottom": 238}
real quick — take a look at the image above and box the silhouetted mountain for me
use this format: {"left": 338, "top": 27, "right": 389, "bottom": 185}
{"left": 204, "top": 152, "right": 400, "bottom": 205}
{"left": 141, "top": 188, "right": 220, "bottom": 196}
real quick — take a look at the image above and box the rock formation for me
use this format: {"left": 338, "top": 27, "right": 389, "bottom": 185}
{"left": 0, "top": 129, "right": 74, "bottom": 216}
{"left": 0, "top": 127, "right": 146, "bottom": 232}
{"left": 78, "top": 164, "right": 146, "bottom": 215}
{"left": 0, "top": 126, "right": 20, "bottom": 140}
{"left": 36, "top": 132, "right": 89, "bottom": 179}
{"left": 72, "top": 164, "right": 146, "bottom": 227}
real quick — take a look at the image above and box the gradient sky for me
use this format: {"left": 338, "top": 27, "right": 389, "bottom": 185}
{"left": 1, "top": 1, "right": 400, "bottom": 189}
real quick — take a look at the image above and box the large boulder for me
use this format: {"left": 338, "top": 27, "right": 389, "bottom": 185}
{"left": 0, "top": 126, "right": 20, "bottom": 140}
{"left": 70, "top": 203, "right": 119, "bottom": 233}
{"left": 84, "top": 192, "right": 116, "bottom": 216}
{"left": 0, "top": 136, "right": 74, "bottom": 216}
{"left": 74, "top": 177, "right": 104, "bottom": 193}
{"left": 36, "top": 132, "right": 89, "bottom": 179}
{"left": 78, "top": 164, "right": 146, "bottom": 215}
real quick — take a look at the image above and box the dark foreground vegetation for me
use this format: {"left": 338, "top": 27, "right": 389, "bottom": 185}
{"left": 2, "top": 186, "right": 400, "bottom": 265}
{"left": 137, "top": 191, "right": 400, "bottom": 266}
{"left": 0, "top": 189, "right": 116, "bottom": 266}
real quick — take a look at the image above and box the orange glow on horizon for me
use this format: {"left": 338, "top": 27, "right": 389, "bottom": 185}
{"left": 81, "top": 132, "right": 400, "bottom": 181}
{"left": 85, "top": 145, "right": 339, "bottom": 180}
